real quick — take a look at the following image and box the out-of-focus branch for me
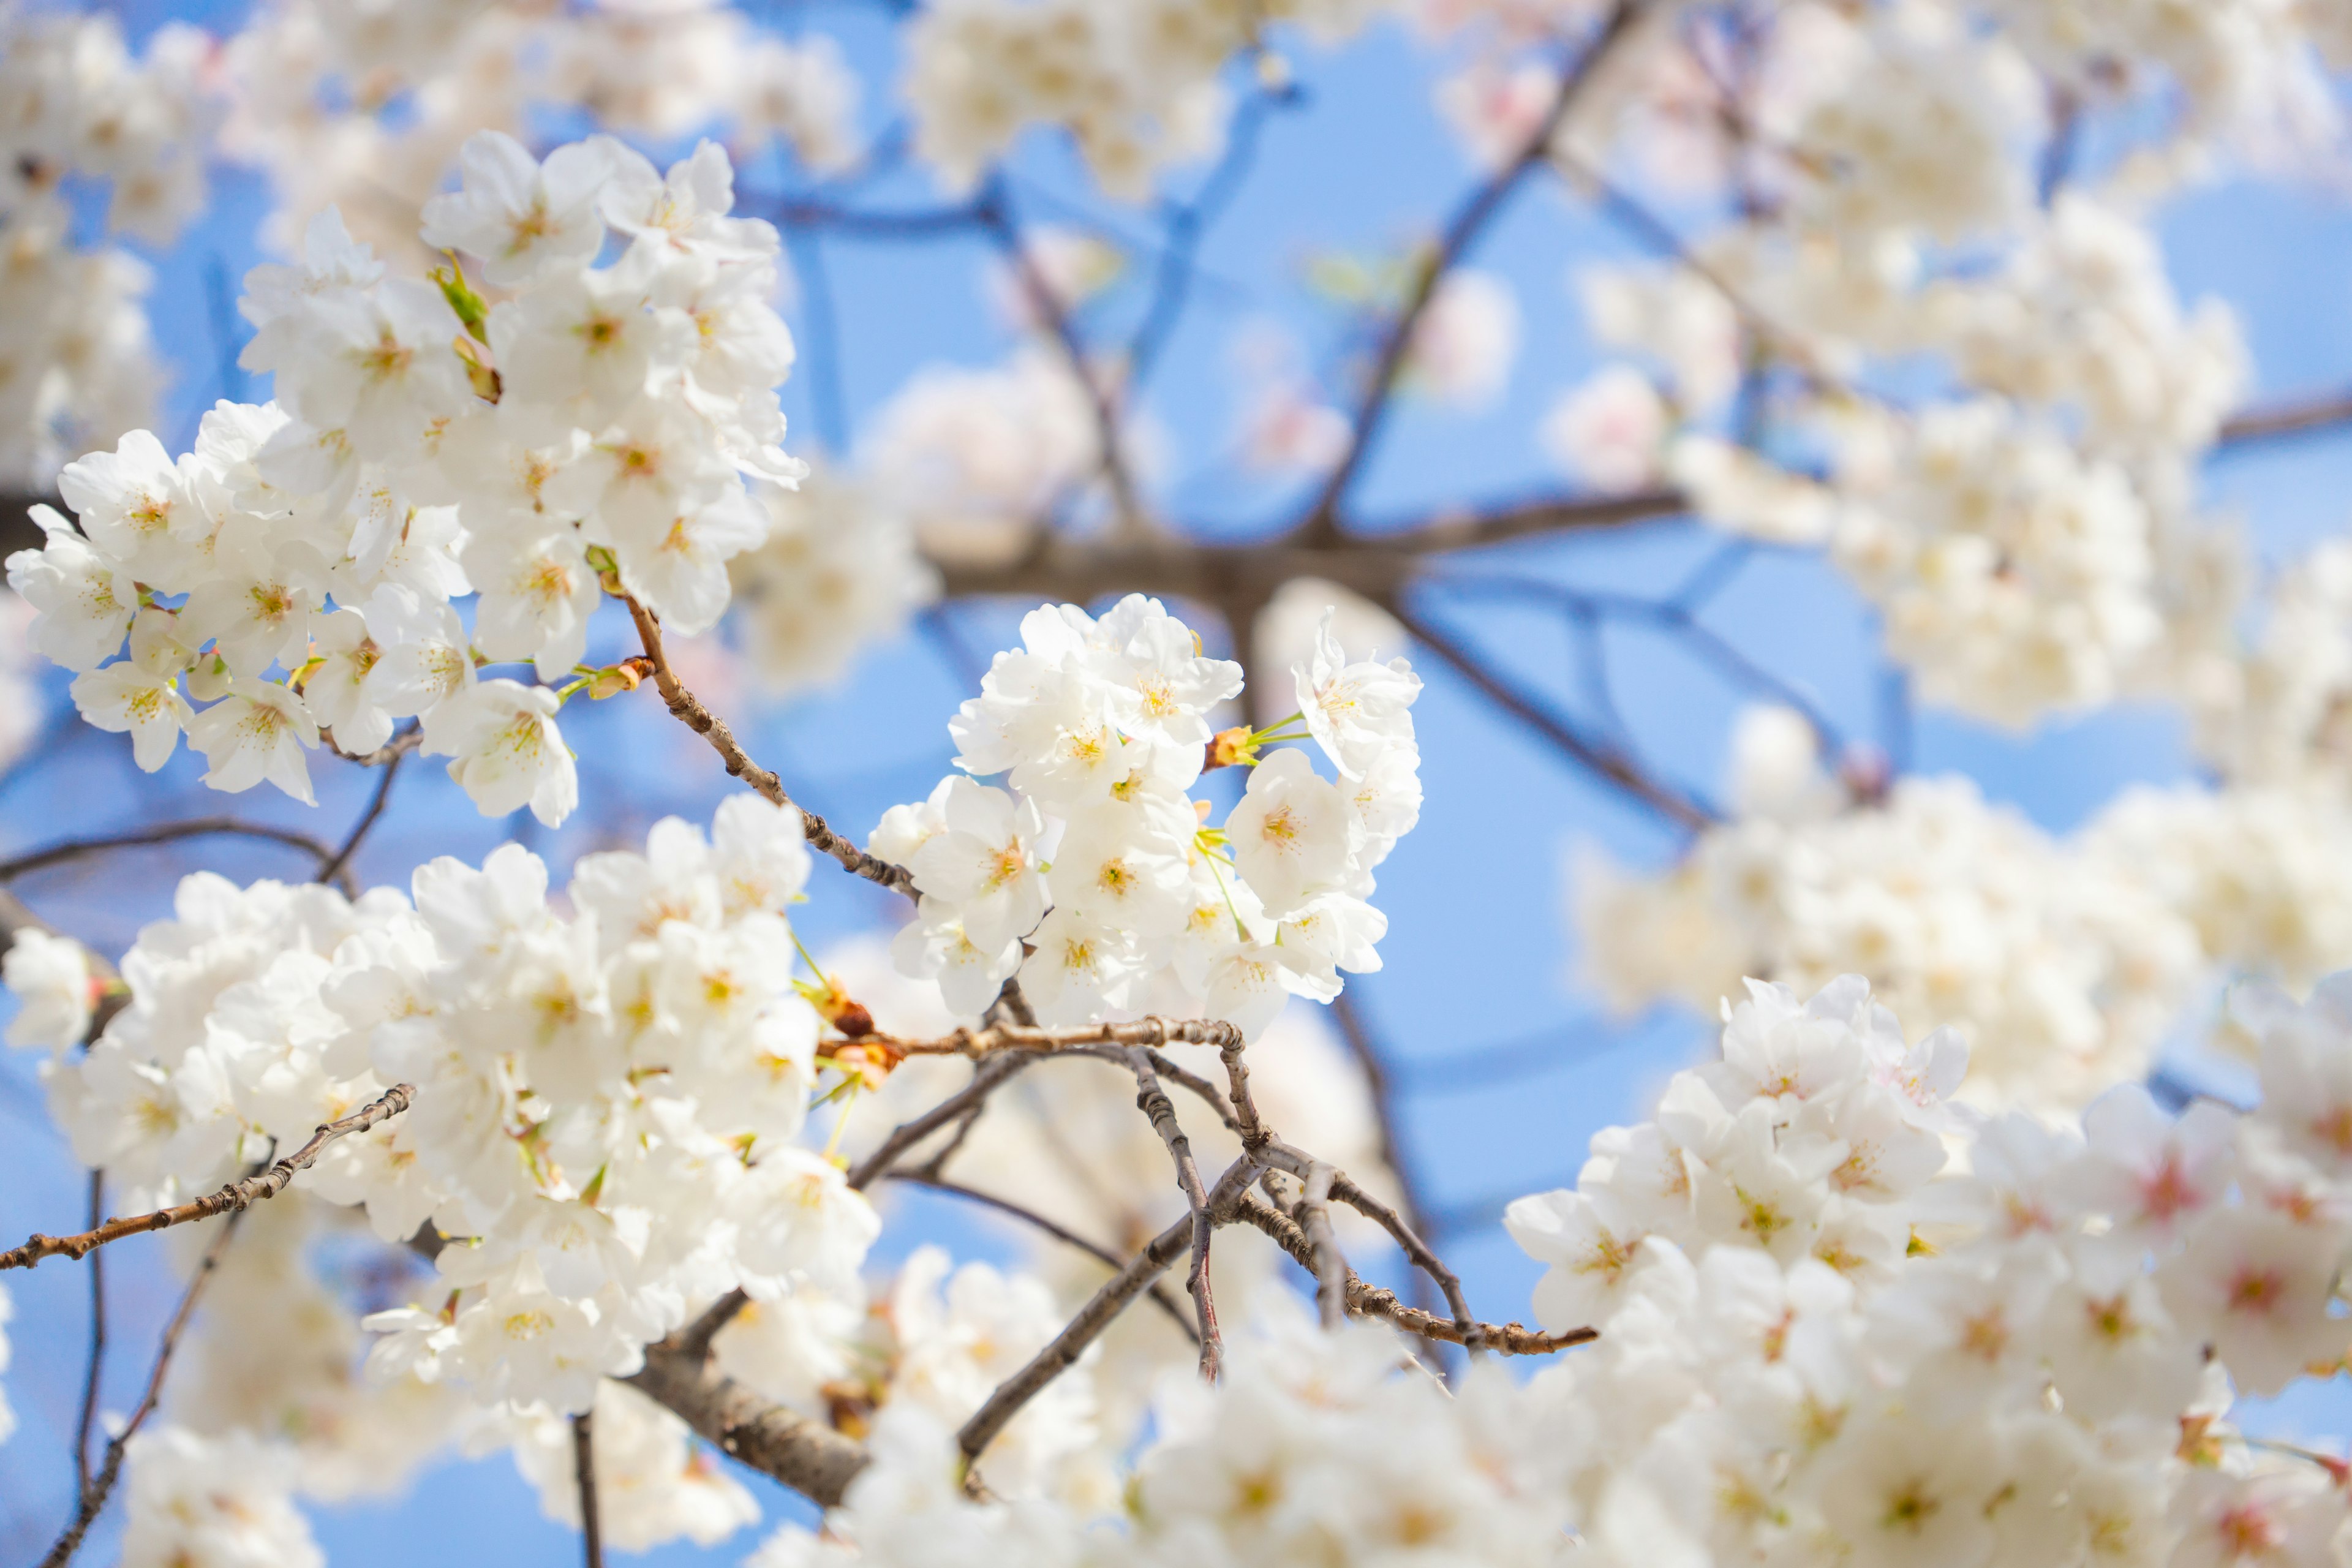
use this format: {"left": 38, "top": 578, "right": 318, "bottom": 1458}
{"left": 0, "top": 817, "right": 351, "bottom": 894}
{"left": 1326, "top": 992, "right": 1442, "bottom": 1318}
{"left": 573, "top": 1411, "right": 605, "bottom": 1568}
{"left": 1384, "top": 597, "right": 1717, "bottom": 830}
{"left": 1296, "top": 1, "right": 1645, "bottom": 543}
{"left": 885, "top": 1170, "right": 1200, "bottom": 1341}
{"left": 72, "top": 1171, "right": 106, "bottom": 1499}
{"left": 929, "top": 486, "right": 1688, "bottom": 608}
{"left": 315, "top": 745, "right": 407, "bottom": 888}
{"left": 325, "top": 726, "right": 424, "bottom": 767}
{"left": 2217, "top": 388, "right": 2352, "bottom": 445}
{"left": 975, "top": 186, "right": 1148, "bottom": 536}
{"left": 39, "top": 1207, "right": 243, "bottom": 1568}
{"left": 623, "top": 591, "right": 917, "bottom": 899}
{"left": 0, "top": 1084, "right": 417, "bottom": 1271}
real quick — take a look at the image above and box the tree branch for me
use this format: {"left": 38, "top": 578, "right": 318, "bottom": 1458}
{"left": 975, "top": 186, "right": 1147, "bottom": 537}
{"left": 0, "top": 817, "right": 351, "bottom": 894}
{"left": 72, "top": 1170, "right": 106, "bottom": 1499}
{"left": 1298, "top": 1163, "right": 1345, "bottom": 1330}
{"left": 2217, "top": 388, "right": 2352, "bottom": 445}
{"left": 957, "top": 1210, "right": 1197, "bottom": 1468}
{"left": 1295, "top": 1, "right": 1643, "bottom": 542}
{"left": 573, "top": 1410, "right": 605, "bottom": 1568}
{"left": 884, "top": 1170, "right": 1199, "bottom": 1341}
{"left": 1127, "top": 1052, "right": 1223, "bottom": 1379}
{"left": 623, "top": 1338, "right": 872, "bottom": 1510}
{"left": 1229, "top": 1193, "right": 1593, "bottom": 1356}
{"left": 0, "top": 1084, "right": 417, "bottom": 1271}
{"left": 39, "top": 1207, "right": 243, "bottom": 1568}
{"left": 622, "top": 591, "right": 916, "bottom": 899}
{"left": 1385, "top": 595, "right": 1717, "bottom": 830}
{"left": 315, "top": 742, "right": 408, "bottom": 889}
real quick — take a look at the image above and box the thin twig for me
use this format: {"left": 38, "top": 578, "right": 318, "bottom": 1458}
{"left": 1327, "top": 992, "right": 1440, "bottom": 1317}
{"left": 845, "top": 1054, "right": 1035, "bottom": 1190}
{"left": 72, "top": 1170, "right": 105, "bottom": 1499}
{"left": 1385, "top": 595, "right": 1716, "bottom": 830}
{"left": 622, "top": 592, "right": 916, "bottom": 898}
{"left": 1127, "top": 1052, "right": 1223, "bottom": 1379}
{"left": 957, "top": 1158, "right": 1254, "bottom": 1468}
{"left": 39, "top": 1210, "right": 243, "bottom": 1568}
{"left": 885, "top": 1171, "right": 1199, "bottom": 1341}
{"left": 1297, "top": 1, "right": 1642, "bottom": 542}
{"left": 315, "top": 740, "right": 408, "bottom": 889}
{"left": 958, "top": 1212, "right": 1196, "bottom": 1466}
{"left": 0, "top": 1084, "right": 417, "bottom": 1270}
{"left": 574, "top": 1410, "right": 605, "bottom": 1568}
{"left": 0, "top": 818, "right": 345, "bottom": 888}
{"left": 1298, "top": 1163, "right": 1345, "bottom": 1330}
{"left": 864, "top": 1016, "right": 1245, "bottom": 1061}
{"left": 324, "top": 726, "right": 424, "bottom": 767}
{"left": 976, "top": 184, "right": 1147, "bottom": 537}
{"left": 1128, "top": 82, "right": 1289, "bottom": 393}
{"left": 1232, "top": 1193, "right": 1593, "bottom": 1355}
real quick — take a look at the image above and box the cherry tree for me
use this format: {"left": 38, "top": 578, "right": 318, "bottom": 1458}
{"left": 7, "top": 0, "right": 2352, "bottom": 1564}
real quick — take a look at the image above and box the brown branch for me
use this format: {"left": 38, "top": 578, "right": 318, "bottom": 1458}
{"left": 956, "top": 1157, "right": 1255, "bottom": 1468}
{"left": 39, "top": 1207, "right": 243, "bottom": 1568}
{"left": 1230, "top": 1193, "right": 1593, "bottom": 1356}
{"left": 975, "top": 188, "right": 1147, "bottom": 537}
{"left": 885, "top": 1170, "right": 1200, "bottom": 1341}
{"left": 2218, "top": 388, "right": 2352, "bottom": 445}
{"left": 624, "top": 1337, "right": 872, "bottom": 1510}
{"left": 620, "top": 595, "right": 912, "bottom": 902}
{"left": 1385, "top": 595, "right": 1716, "bottom": 830}
{"left": 324, "top": 725, "right": 425, "bottom": 767}
{"left": 0, "top": 817, "right": 349, "bottom": 891}
{"left": 0, "top": 1083, "right": 417, "bottom": 1270}
{"left": 867, "top": 1016, "right": 1246, "bottom": 1061}
{"left": 72, "top": 1170, "right": 105, "bottom": 1499}
{"left": 622, "top": 592, "right": 916, "bottom": 899}
{"left": 1296, "top": 1, "right": 1643, "bottom": 543}
{"left": 1328, "top": 991, "right": 1442, "bottom": 1319}
{"left": 1128, "top": 1052, "right": 1223, "bottom": 1379}
{"left": 958, "top": 1210, "right": 1196, "bottom": 1466}
{"left": 315, "top": 736, "right": 410, "bottom": 887}
{"left": 1267, "top": 1136, "right": 1487, "bottom": 1355}
{"left": 574, "top": 1410, "right": 605, "bottom": 1568}
{"left": 845, "top": 1053, "right": 1034, "bottom": 1190}
{"left": 1298, "top": 1163, "right": 1345, "bottom": 1330}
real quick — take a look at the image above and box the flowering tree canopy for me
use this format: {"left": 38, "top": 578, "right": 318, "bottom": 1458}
{"left": 7, "top": 0, "right": 2352, "bottom": 1564}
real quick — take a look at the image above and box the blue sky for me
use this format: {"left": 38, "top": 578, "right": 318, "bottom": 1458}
{"left": 7, "top": 2, "right": 2352, "bottom": 1560}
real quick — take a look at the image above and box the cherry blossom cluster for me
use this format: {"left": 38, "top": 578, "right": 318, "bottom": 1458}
{"left": 873, "top": 595, "right": 1421, "bottom": 1036}
{"left": 8, "top": 129, "right": 813, "bottom": 824}
{"left": 1502, "top": 971, "right": 2352, "bottom": 1568}
{"left": 221, "top": 0, "right": 861, "bottom": 262}
{"left": 1432, "top": 3, "right": 2275, "bottom": 733}
{"left": 0, "top": 4, "right": 214, "bottom": 486}
{"left": 903, "top": 0, "right": 1382, "bottom": 201}
{"left": 747, "top": 971, "right": 2352, "bottom": 1568}
{"left": 750, "top": 1314, "right": 1575, "bottom": 1568}
{"left": 1579, "top": 704, "right": 2352, "bottom": 1113}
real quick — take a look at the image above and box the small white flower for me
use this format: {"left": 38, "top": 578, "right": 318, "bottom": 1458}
{"left": 420, "top": 130, "right": 614, "bottom": 286}
{"left": 422, "top": 678, "right": 578, "bottom": 827}
{"left": 70, "top": 659, "right": 192, "bottom": 772}
{"left": 3, "top": 929, "right": 94, "bottom": 1053}
{"left": 186, "top": 679, "right": 318, "bottom": 804}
